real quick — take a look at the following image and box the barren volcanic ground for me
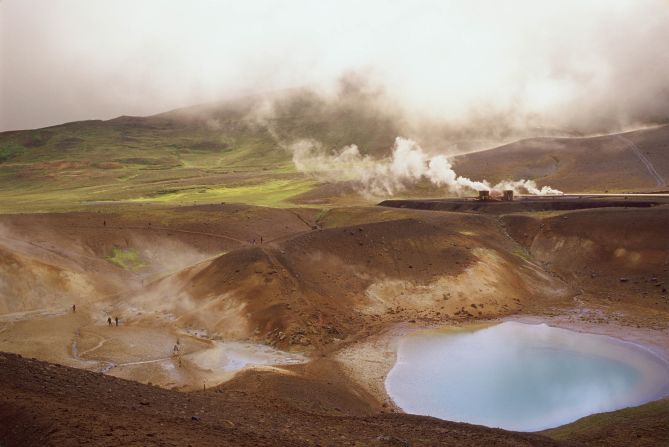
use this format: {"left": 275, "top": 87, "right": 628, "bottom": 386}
{"left": 1, "top": 99, "right": 669, "bottom": 445}
{"left": 1, "top": 199, "right": 668, "bottom": 446}
{"left": 452, "top": 124, "right": 669, "bottom": 193}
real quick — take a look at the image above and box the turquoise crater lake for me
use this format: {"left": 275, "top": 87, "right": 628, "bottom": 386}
{"left": 385, "top": 322, "right": 669, "bottom": 432}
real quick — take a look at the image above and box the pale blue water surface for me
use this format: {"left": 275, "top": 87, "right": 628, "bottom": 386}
{"left": 385, "top": 322, "right": 669, "bottom": 431}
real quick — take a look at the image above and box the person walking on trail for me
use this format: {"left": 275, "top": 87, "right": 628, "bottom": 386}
{"left": 115, "top": 316, "right": 119, "bottom": 327}
{"left": 72, "top": 304, "right": 76, "bottom": 313}
{"left": 172, "top": 338, "right": 183, "bottom": 367}
{"left": 107, "top": 317, "right": 112, "bottom": 326}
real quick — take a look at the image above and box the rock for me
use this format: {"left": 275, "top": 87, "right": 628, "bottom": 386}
{"left": 619, "top": 277, "right": 629, "bottom": 282}
{"left": 191, "top": 416, "right": 201, "bottom": 421}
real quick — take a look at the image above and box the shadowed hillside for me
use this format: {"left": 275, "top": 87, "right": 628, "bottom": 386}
{"left": 0, "top": 352, "right": 569, "bottom": 447}
{"left": 453, "top": 125, "right": 669, "bottom": 193}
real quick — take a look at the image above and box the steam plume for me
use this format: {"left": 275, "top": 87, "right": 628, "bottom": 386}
{"left": 292, "top": 137, "right": 562, "bottom": 197}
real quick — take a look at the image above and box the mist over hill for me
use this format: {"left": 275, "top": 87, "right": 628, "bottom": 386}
{"left": 0, "top": 83, "right": 477, "bottom": 213}
{"left": 1, "top": 83, "right": 668, "bottom": 213}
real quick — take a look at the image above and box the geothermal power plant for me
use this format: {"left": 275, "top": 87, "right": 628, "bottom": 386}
{"left": 381, "top": 192, "right": 669, "bottom": 213}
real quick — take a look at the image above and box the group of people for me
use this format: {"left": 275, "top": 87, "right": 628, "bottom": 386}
{"left": 107, "top": 316, "right": 119, "bottom": 326}
{"left": 73, "top": 304, "right": 184, "bottom": 369}
{"left": 72, "top": 304, "right": 120, "bottom": 327}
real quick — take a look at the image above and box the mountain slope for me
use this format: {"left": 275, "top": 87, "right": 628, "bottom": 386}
{"left": 452, "top": 125, "right": 669, "bottom": 193}
{"left": 0, "top": 352, "right": 568, "bottom": 447}
{"left": 117, "top": 207, "right": 570, "bottom": 352}
{"left": 2, "top": 88, "right": 668, "bottom": 212}
{"left": 0, "top": 88, "right": 402, "bottom": 212}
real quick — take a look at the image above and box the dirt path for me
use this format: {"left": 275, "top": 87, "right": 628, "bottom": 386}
{"left": 0, "top": 234, "right": 109, "bottom": 266}
{"left": 67, "top": 224, "right": 248, "bottom": 244}
{"left": 618, "top": 135, "right": 666, "bottom": 187}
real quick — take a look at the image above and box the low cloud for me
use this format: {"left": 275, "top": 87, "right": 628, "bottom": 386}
{"left": 2, "top": 1, "right": 669, "bottom": 135}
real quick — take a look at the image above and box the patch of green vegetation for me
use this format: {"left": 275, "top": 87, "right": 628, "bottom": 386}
{"left": 506, "top": 210, "right": 567, "bottom": 218}
{"left": 512, "top": 247, "right": 532, "bottom": 262}
{"left": 128, "top": 178, "right": 317, "bottom": 208}
{"left": 458, "top": 230, "right": 477, "bottom": 236}
{"left": 107, "top": 247, "right": 147, "bottom": 271}
{"left": 315, "top": 208, "right": 330, "bottom": 222}
{"left": 0, "top": 143, "right": 24, "bottom": 162}
{"left": 0, "top": 92, "right": 401, "bottom": 213}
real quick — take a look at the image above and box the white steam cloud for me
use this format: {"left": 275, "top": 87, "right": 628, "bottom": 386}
{"left": 292, "top": 137, "right": 562, "bottom": 197}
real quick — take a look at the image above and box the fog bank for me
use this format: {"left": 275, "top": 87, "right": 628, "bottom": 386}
{"left": 2, "top": 0, "right": 669, "bottom": 134}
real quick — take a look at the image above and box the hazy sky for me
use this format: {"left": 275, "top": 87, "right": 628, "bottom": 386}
{"left": 1, "top": 0, "right": 669, "bottom": 132}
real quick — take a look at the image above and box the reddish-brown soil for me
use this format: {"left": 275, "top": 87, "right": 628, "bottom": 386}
{"left": 0, "top": 204, "right": 318, "bottom": 314}
{"left": 0, "top": 352, "right": 570, "bottom": 447}
{"left": 452, "top": 125, "right": 669, "bottom": 193}
{"left": 502, "top": 206, "right": 669, "bottom": 328}
{"left": 1, "top": 202, "right": 668, "bottom": 446}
